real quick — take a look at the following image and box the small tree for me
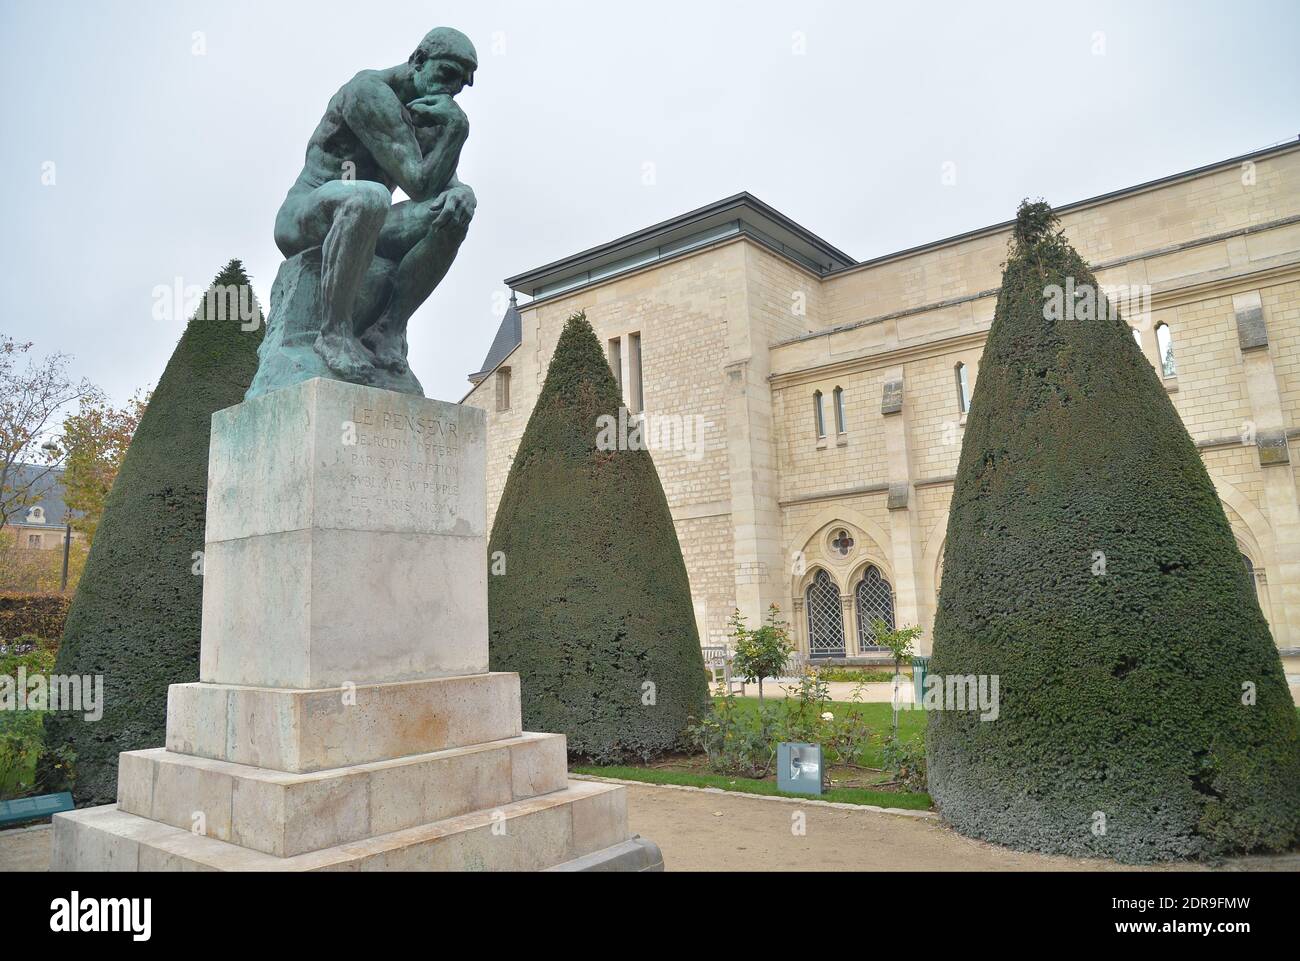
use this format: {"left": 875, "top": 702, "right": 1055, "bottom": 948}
{"left": 58, "top": 391, "right": 148, "bottom": 545}
{"left": 0, "top": 334, "right": 102, "bottom": 535}
{"left": 871, "top": 619, "right": 922, "bottom": 736}
{"left": 729, "top": 605, "right": 794, "bottom": 705}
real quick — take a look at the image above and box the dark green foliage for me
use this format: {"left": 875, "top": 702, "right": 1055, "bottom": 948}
{"left": 44, "top": 261, "right": 264, "bottom": 804}
{"left": 927, "top": 202, "right": 1300, "bottom": 862}
{"left": 488, "top": 312, "right": 708, "bottom": 763}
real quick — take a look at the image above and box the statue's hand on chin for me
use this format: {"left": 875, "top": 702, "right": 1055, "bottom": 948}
{"left": 406, "top": 94, "right": 464, "bottom": 129}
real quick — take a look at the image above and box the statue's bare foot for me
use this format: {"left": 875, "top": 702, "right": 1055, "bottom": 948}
{"left": 360, "top": 328, "right": 410, "bottom": 374}
{"left": 314, "top": 332, "right": 375, "bottom": 380}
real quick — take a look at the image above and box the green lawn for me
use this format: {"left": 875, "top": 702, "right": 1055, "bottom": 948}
{"left": 574, "top": 696, "right": 933, "bottom": 810}
{"left": 724, "top": 695, "right": 927, "bottom": 768}
{"left": 572, "top": 764, "right": 933, "bottom": 810}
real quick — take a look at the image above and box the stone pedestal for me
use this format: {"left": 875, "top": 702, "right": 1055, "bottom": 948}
{"left": 52, "top": 378, "right": 661, "bottom": 872}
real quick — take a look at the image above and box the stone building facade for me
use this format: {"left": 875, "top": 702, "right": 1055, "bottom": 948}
{"left": 464, "top": 140, "right": 1300, "bottom": 672}
{"left": 1, "top": 464, "right": 79, "bottom": 551}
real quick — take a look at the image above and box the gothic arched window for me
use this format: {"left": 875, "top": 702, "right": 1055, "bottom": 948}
{"left": 805, "top": 569, "right": 845, "bottom": 659}
{"left": 856, "top": 565, "right": 896, "bottom": 651}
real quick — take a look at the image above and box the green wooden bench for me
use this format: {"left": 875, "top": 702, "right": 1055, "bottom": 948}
{"left": 0, "top": 791, "right": 74, "bottom": 827}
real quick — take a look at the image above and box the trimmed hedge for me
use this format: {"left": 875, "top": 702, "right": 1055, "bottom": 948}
{"left": 926, "top": 202, "right": 1300, "bottom": 862}
{"left": 487, "top": 312, "right": 709, "bottom": 762}
{"left": 0, "top": 592, "right": 69, "bottom": 643}
{"left": 42, "top": 260, "right": 264, "bottom": 804}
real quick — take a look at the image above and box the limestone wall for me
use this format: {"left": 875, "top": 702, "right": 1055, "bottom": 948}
{"left": 466, "top": 242, "right": 748, "bottom": 647}
{"left": 471, "top": 143, "right": 1300, "bottom": 659}
{"left": 773, "top": 144, "right": 1300, "bottom": 654}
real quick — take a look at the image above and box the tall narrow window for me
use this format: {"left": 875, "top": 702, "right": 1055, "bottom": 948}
{"left": 855, "top": 566, "right": 896, "bottom": 651}
{"left": 813, "top": 390, "right": 826, "bottom": 438}
{"left": 1242, "top": 554, "right": 1261, "bottom": 598}
{"left": 495, "top": 366, "right": 511, "bottom": 412}
{"left": 1155, "top": 323, "right": 1176, "bottom": 378}
{"left": 1131, "top": 327, "right": 1142, "bottom": 348}
{"left": 608, "top": 337, "right": 623, "bottom": 398}
{"left": 628, "top": 332, "right": 643, "bottom": 414}
{"left": 955, "top": 362, "right": 971, "bottom": 414}
{"left": 833, "top": 386, "right": 846, "bottom": 434}
{"left": 805, "top": 569, "right": 845, "bottom": 659}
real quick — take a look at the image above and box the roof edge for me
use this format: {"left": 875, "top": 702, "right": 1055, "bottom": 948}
{"left": 826, "top": 137, "right": 1300, "bottom": 279}
{"left": 504, "top": 191, "right": 855, "bottom": 295}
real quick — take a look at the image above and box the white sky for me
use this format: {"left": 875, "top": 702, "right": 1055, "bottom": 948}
{"left": 3, "top": 0, "right": 1298, "bottom": 406}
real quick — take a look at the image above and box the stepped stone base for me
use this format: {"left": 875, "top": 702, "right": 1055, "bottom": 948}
{"left": 49, "top": 379, "right": 660, "bottom": 872}
{"left": 118, "top": 733, "right": 567, "bottom": 857}
{"left": 53, "top": 779, "right": 644, "bottom": 871}
{"left": 166, "top": 673, "right": 523, "bottom": 773}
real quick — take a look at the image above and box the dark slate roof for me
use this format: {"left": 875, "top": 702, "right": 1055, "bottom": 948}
{"left": 6, "top": 464, "right": 72, "bottom": 528}
{"left": 468, "top": 293, "right": 522, "bottom": 383}
{"left": 503, "top": 191, "right": 855, "bottom": 301}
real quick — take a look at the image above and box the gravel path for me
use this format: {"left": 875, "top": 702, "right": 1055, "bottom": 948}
{"left": 617, "top": 780, "right": 1300, "bottom": 871}
{"left": 4, "top": 783, "right": 1295, "bottom": 871}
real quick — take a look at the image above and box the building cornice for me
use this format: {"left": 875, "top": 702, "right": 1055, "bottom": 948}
{"left": 773, "top": 214, "right": 1300, "bottom": 351}
{"left": 769, "top": 330, "right": 990, "bottom": 389}
{"left": 822, "top": 139, "right": 1300, "bottom": 281}
{"left": 768, "top": 258, "right": 1300, "bottom": 389}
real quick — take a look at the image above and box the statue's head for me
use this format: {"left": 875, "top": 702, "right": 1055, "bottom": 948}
{"left": 409, "top": 27, "right": 477, "bottom": 96}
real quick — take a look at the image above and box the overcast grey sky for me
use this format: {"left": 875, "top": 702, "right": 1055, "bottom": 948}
{"left": 3, "top": 0, "right": 1297, "bottom": 407}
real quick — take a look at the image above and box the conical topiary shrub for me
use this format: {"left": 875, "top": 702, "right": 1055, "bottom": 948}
{"left": 926, "top": 202, "right": 1300, "bottom": 862}
{"left": 45, "top": 260, "right": 264, "bottom": 804}
{"left": 488, "top": 312, "right": 708, "bottom": 763}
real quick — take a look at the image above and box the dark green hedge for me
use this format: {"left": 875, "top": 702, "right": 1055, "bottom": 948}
{"left": 488, "top": 312, "right": 708, "bottom": 763}
{"left": 926, "top": 202, "right": 1300, "bottom": 862}
{"left": 43, "top": 260, "right": 264, "bottom": 804}
{"left": 0, "top": 592, "right": 69, "bottom": 644}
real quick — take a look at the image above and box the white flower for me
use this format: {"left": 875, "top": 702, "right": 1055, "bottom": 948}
{"left": 820, "top": 712, "right": 834, "bottom": 721}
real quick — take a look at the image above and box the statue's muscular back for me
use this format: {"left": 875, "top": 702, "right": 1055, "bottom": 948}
{"left": 304, "top": 74, "right": 410, "bottom": 191}
{"left": 274, "top": 72, "right": 404, "bottom": 258}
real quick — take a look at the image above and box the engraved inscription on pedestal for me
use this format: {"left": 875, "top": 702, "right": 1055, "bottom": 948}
{"left": 206, "top": 378, "right": 485, "bottom": 543}
{"left": 200, "top": 378, "right": 489, "bottom": 688}
{"left": 339, "top": 403, "right": 467, "bottom": 534}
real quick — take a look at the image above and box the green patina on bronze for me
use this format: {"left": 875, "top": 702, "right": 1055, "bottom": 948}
{"left": 247, "top": 27, "right": 478, "bottom": 399}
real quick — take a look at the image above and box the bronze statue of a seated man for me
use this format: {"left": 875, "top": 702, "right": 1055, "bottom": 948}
{"left": 248, "top": 27, "right": 478, "bottom": 399}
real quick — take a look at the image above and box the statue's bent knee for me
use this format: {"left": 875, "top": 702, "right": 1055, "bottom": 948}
{"left": 342, "top": 182, "right": 391, "bottom": 219}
